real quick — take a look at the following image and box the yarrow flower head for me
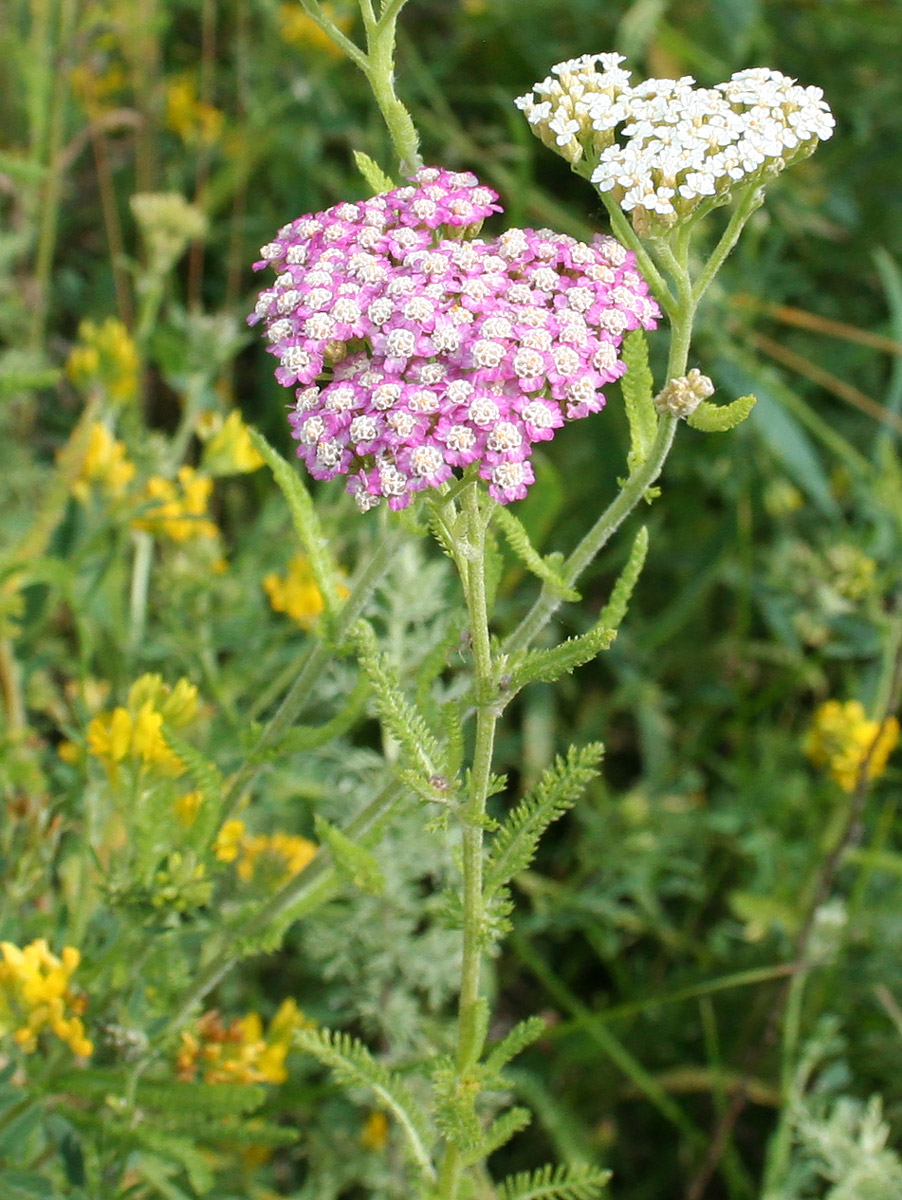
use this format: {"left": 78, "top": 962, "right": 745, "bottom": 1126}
{"left": 515, "top": 57, "right": 834, "bottom": 233}
{"left": 251, "top": 166, "right": 658, "bottom": 510}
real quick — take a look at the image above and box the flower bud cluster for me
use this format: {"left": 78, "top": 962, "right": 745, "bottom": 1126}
{"left": 251, "top": 167, "right": 658, "bottom": 509}
{"left": 515, "top": 56, "right": 834, "bottom": 232}
{"left": 653, "top": 369, "right": 715, "bottom": 418}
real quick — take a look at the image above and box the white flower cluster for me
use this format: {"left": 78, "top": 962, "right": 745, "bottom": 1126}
{"left": 515, "top": 56, "right": 834, "bottom": 232}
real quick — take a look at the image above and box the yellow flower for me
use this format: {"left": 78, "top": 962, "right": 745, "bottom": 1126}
{"left": 132, "top": 466, "right": 219, "bottom": 542}
{"left": 174, "top": 790, "right": 204, "bottom": 827}
{"left": 66, "top": 318, "right": 139, "bottom": 406}
{"left": 201, "top": 410, "right": 265, "bottom": 476}
{"left": 70, "top": 60, "right": 129, "bottom": 117}
{"left": 69, "top": 422, "right": 136, "bottom": 503}
{"left": 805, "top": 699, "right": 900, "bottom": 793}
{"left": 165, "top": 74, "right": 224, "bottom": 147}
{"left": 213, "top": 819, "right": 246, "bottom": 863}
{"left": 263, "top": 555, "right": 348, "bottom": 629}
{"left": 176, "top": 1001, "right": 308, "bottom": 1085}
{"left": 235, "top": 832, "right": 317, "bottom": 884}
{"left": 0, "top": 940, "right": 93, "bottom": 1058}
{"left": 361, "top": 1110, "right": 389, "bottom": 1151}
{"left": 86, "top": 674, "right": 198, "bottom": 779}
{"left": 279, "top": 2, "right": 352, "bottom": 56}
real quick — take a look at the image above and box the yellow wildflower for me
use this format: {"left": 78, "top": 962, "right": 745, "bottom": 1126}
{"left": 86, "top": 673, "right": 198, "bottom": 779}
{"left": 805, "top": 699, "right": 900, "bottom": 793}
{"left": 279, "top": 2, "right": 352, "bottom": 56}
{"left": 263, "top": 554, "right": 348, "bottom": 629}
{"left": 174, "top": 790, "right": 204, "bottom": 827}
{"left": 236, "top": 832, "right": 317, "bottom": 884}
{"left": 165, "top": 74, "right": 224, "bottom": 147}
{"left": 361, "top": 1110, "right": 389, "bottom": 1151}
{"left": 70, "top": 59, "right": 129, "bottom": 117}
{"left": 69, "top": 422, "right": 136, "bottom": 503}
{"left": 201, "top": 410, "right": 265, "bottom": 476}
{"left": 132, "top": 466, "right": 219, "bottom": 542}
{"left": 66, "top": 318, "right": 139, "bottom": 406}
{"left": 213, "top": 819, "right": 246, "bottom": 863}
{"left": 0, "top": 940, "right": 93, "bottom": 1058}
{"left": 176, "top": 1000, "right": 308, "bottom": 1085}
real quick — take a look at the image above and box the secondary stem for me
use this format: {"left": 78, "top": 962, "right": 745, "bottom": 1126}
{"left": 437, "top": 484, "right": 499, "bottom": 1200}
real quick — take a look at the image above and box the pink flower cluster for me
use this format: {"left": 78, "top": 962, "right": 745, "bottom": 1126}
{"left": 251, "top": 167, "right": 659, "bottom": 509}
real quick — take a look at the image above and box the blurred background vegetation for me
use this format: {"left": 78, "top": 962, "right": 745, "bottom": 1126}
{"left": 3, "top": 1, "right": 902, "bottom": 1197}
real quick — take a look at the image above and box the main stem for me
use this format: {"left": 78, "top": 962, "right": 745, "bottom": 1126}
{"left": 438, "top": 484, "right": 498, "bottom": 1200}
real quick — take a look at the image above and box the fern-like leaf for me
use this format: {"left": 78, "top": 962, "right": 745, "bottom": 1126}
{"left": 505, "top": 622, "right": 615, "bottom": 694}
{"left": 313, "top": 816, "right": 384, "bottom": 896}
{"left": 135, "top": 1079, "right": 266, "bottom": 1116}
{"left": 249, "top": 428, "right": 345, "bottom": 626}
{"left": 353, "top": 620, "right": 441, "bottom": 779}
{"left": 353, "top": 150, "right": 395, "bottom": 194}
{"left": 463, "top": 1106, "right": 533, "bottom": 1165}
{"left": 621, "top": 330, "right": 658, "bottom": 471}
{"left": 484, "top": 743, "right": 605, "bottom": 898}
{"left": 296, "top": 1027, "right": 435, "bottom": 1179}
{"left": 597, "top": 525, "right": 648, "bottom": 634}
{"left": 493, "top": 505, "right": 580, "bottom": 601}
{"left": 687, "top": 393, "right": 756, "bottom": 432}
{"left": 484, "top": 1016, "right": 547, "bottom": 1079}
{"left": 496, "top": 1163, "right": 611, "bottom": 1200}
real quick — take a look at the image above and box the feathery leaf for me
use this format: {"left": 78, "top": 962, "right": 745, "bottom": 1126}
{"left": 496, "top": 1163, "right": 611, "bottom": 1200}
{"left": 687, "top": 393, "right": 756, "bottom": 432}
{"left": 485, "top": 743, "right": 605, "bottom": 897}
{"left": 598, "top": 525, "right": 648, "bottom": 633}
{"left": 296, "top": 1027, "right": 435, "bottom": 1179}
{"left": 621, "top": 330, "right": 658, "bottom": 471}
{"left": 249, "top": 428, "right": 345, "bottom": 625}
{"left": 493, "top": 505, "right": 580, "bottom": 601}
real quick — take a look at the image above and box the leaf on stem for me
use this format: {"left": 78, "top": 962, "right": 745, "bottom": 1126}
{"left": 493, "top": 504, "right": 580, "bottom": 601}
{"left": 352, "top": 619, "right": 441, "bottom": 781}
{"left": 353, "top": 149, "right": 395, "bottom": 194}
{"left": 496, "top": 1162, "right": 612, "bottom": 1200}
{"left": 598, "top": 525, "right": 648, "bottom": 633}
{"left": 484, "top": 742, "right": 605, "bottom": 899}
{"left": 296, "top": 1027, "right": 436, "bottom": 1179}
{"left": 248, "top": 428, "right": 346, "bottom": 632}
{"left": 621, "top": 330, "right": 658, "bottom": 471}
{"left": 687, "top": 393, "right": 756, "bottom": 432}
{"left": 313, "top": 816, "right": 384, "bottom": 896}
{"left": 483, "top": 1015, "right": 547, "bottom": 1079}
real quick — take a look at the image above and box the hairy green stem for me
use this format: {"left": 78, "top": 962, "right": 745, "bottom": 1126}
{"left": 504, "top": 238, "right": 698, "bottom": 658}
{"left": 127, "top": 532, "right": 155, "bottom": 655}
{"left": 437, "top": 484, "right": 498, "bottom": 1200}
{"left": 361, "top": 4, "right": 422, "bottom": 173}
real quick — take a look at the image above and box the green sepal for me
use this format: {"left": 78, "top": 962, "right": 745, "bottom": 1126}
{"left": 296, "top": 1027, "right": 436, "bottom": 1179}
{"left": 484, "top": 743, "right": 605, "bottom": 898}
{"left": 249, "top": 428, "right": 346, "bottom": 633}
{"left": 687, "top": 393, "right": 756, "bottom": 432}
{"left": 353, "top": 150, "right": 396, "bottom": 195}
{"left": 493, "top": 504, "right": 580, "bottom": 602}
{"left": 313, "top": 816, "right": 384, "bottom": 896}
{"left": 621, "top": 329, "right": 658, "bottom": 471}
{"left": 496, "top": 1162, "right": 612, "bottom": 1200}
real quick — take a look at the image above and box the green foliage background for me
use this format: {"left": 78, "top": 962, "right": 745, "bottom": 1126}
{"left": 2, "top": 1, "right": 902, "bottom": 1198}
